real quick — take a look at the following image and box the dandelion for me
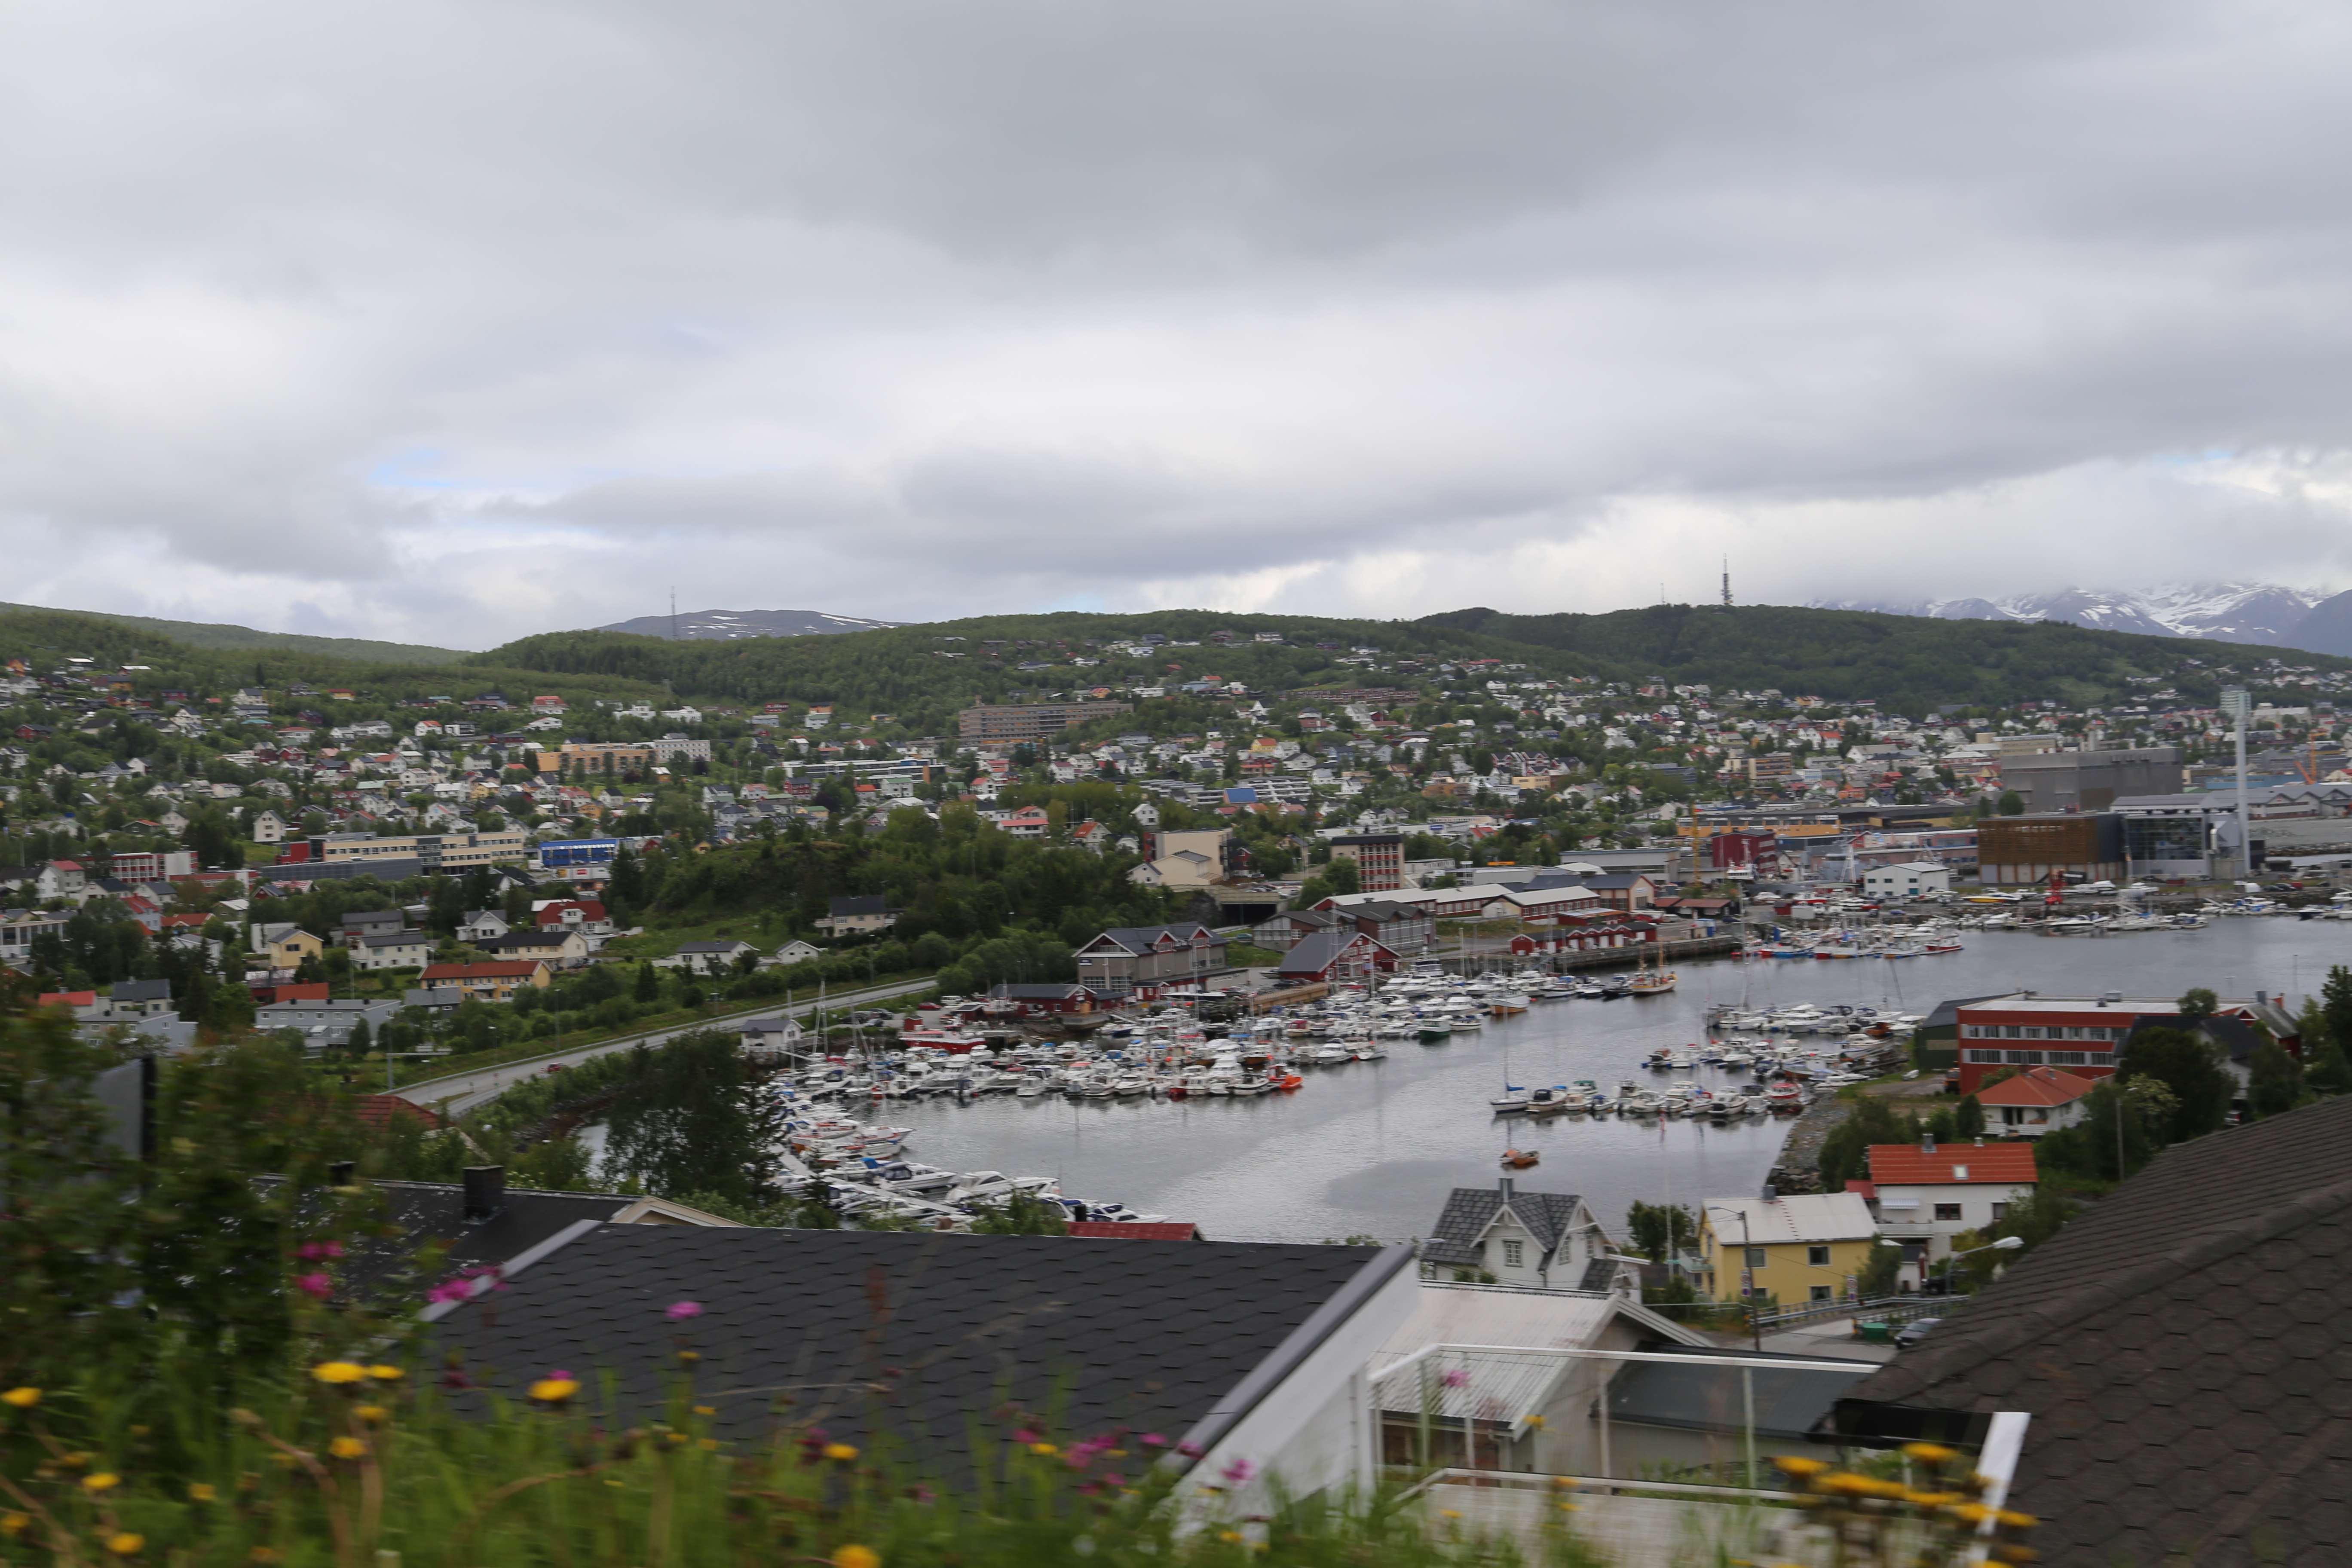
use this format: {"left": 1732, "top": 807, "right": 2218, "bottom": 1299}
{"left": 1903, "top": 1441, "right": 1958, "bottom": 1464}
{"left": 188, "top": 1484, "right": 217, "bottom": 1503}
{"left": 698, "top": 1438, "right": 719, "bottom": 1452}
{"left": 366, "top": 1366, "right": 403, "bottom": 1381}
{"left": 356, "top": 1406, "right": 389, "bottom": 1426}
{"left": 0, "top": 1513, "right": 25, "bottom": 1535}
{"left": 1029, "top": 1442, "right": 1059, "bottom": 1456}
{"left": 82, "top": 1473, "right": 120, "bottom": 1492}
{"left": 2, "top": 1388, "right": 39, "bottom": 1409}
{"left": 832, "top": 1548, "right": 880, "bottom": 1568}
{"left": 329, "top": 1437, "right": 368, "bottom": 1460}
{"left": 1218, "top": 1531, "right": 1243, "bottom": 1544}
{"left": 1440, "top": 1509, "right": 1462, "bottom": 1520}
{"left": 530, "top": 1378, "right": 582, "bottom": 1404}
{"left": 1773, "top": 1456, "right": 1829, "bottom": 1477}
{"left": 312, "top": 1362, "right": 368, "bottom": 1386}
{"left": 823, "top": 1443, "right": 860, "bottom": 1462}
{"left": 665, "top": 1301, "right": 703, "bottom": 1321}
{"left": 106, "top": 1533, "right": 144, "bottom": 1556}
{"left": 694, "top": 1405, "right": 717, "bottom": 1416}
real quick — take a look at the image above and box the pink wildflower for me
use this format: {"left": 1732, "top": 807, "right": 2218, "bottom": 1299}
{"left": 1138, "top": 1433, "right": 1167, "bottom": 1448}
{"left": 426, "top": 1280, "right": 472, "bottom": 1305}
{"left": 1013, "top": 1428, "right": 1044, "bottom": 1444}
{"left": 1176, "top": 1440, "right": 1202, "bottom": 1458}
{"left": 665, "top": 1301, "right": 704, "bottom": 1321}
{"left": 1440, "top": 1369, "right": 1471, "bottom": 1388}
{"left": 294, "top": 1273, "right": 333, "bottom": 1299}
{"left": 296, "top": 1241, "right": 346, "bottom": 1261}
{"left": 1221, "top": 1458, "right": 1256, "bottom": 1484}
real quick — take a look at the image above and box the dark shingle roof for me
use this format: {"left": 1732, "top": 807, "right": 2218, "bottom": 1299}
{"left": 110, "top": 977, "right": 174, "bottom": 1003}
{"left": 1423, "top": 1185, "right": 1584, "bottom": 1269}
{"left": 1275, "top": 929, "right": 1389, "bottom": 975}
{"left": 825, "top": 894, "right": 895, "bottom": 917}
{"left": 431, "top": 1226, "right": 1387, "bottom": 1461}
{"left": 1824, "top": 1093, "right": 2352, "bottom": 1568}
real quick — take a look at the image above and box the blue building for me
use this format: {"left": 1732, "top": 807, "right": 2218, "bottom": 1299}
{"left": 539, "top": 836, "right": 620, "bottom": 872}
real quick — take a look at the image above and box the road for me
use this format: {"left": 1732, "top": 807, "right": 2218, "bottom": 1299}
{"left": 391, "top": 977, "right": 937, "bottom": 1117}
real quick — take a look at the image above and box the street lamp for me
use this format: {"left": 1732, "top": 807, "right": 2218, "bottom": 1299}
{"left": 1931, "top": 1234, "right": 2023, "bottom": 1294}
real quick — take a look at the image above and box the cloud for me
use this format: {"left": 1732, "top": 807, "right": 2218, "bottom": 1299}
{"left": 3, "top": 0, "right": 2352, "bottom": 646}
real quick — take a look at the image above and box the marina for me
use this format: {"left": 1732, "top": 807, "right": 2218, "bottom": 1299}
{"left": 728, "top": 916, "right": 2352, "bottom": 1243}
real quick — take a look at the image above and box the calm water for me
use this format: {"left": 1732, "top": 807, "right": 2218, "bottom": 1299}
{"left": 872, "top": 920, "right": 2352, "bottom": 1243}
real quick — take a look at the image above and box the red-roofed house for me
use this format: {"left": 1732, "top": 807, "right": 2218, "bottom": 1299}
{"left": 534, "top": 899, "right": 612, "bottom": 936}
{"left": 1862, "top": 1137, "right": 2038, "bottom": 1282}
{"left": 37, "top": 990, "right": 98, "bottom": 1017}
{"left": 1974, "top": 1066, "right": 2098, "bottom": 1138}
{"left": 250, "top": 980, "right": 334, "bottom": 1006}
{"left": 350, "top": 1094, "right": 444, "bottom": 1132}
{"left": 1068, "top": 1221, "right": 1204, "bottom": 1240}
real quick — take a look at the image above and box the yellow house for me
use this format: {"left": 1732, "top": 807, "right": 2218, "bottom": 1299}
{"left": 250, "top": 921, "right": 326, "bottom": 968}
{"left": 1698, "top": 1193, "right": 1881, "bottom": 1306}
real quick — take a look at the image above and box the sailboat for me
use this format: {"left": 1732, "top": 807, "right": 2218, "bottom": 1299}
{"left": 1626, "top": 946, "right": 1678, "bottom": 995}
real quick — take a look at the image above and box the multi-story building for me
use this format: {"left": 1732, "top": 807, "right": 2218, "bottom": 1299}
{"left": 1998, "top": 746, "right": 2183, "bottom": 814}
{"left": 107, "top": 849, "right": 196, "bottom": 882}
{"left": 1975, "top": 813, "right": 2125, "bottom": 886}
{"left": 308, "top": 829, "right": 531, "bottom": 871}
{"left": 1072, "top": 923, "right": 1229, "bottom": 995}
{"left": 1858, "top": 1138, "right": 2039, "bottom": 1278}
{"left": 418, "top": 960, "right": 551, "bottom": 1002}
{"left": 1328, "top": 832, "right": 1406, "bottom": 892}
{"left": 956, "top": 701, "right": 1134, "bottom": 745}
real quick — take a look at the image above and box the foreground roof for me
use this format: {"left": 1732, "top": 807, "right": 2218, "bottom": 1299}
{"left": 431, "top": 1225, "right": 1400, "bottom": 1461}
{"left": 1825, "top": 1093, "right": 2352, "bottom": 1568}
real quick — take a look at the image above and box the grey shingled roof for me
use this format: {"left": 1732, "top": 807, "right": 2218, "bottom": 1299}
{"left": 431, "top": 1225, "right": 1388, "bottom": 1462}
{"left": 1422, "top": 1185, "right": 1584, "bottom": 1269}
{"left": 1824, "top": 1093, "right": 2352, "bottom": 1568}
{"left": 1275, "top": 928, "right": 1390, "bottom": 976}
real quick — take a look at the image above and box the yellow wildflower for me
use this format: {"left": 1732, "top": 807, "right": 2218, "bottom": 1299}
{"left": 1521, "top": 1413, "right": 1547, "bottom": 1429}
{"left": 693, "top": 1405, "right": 716, "bottom": 1415}
{"left": 1, "top": 1388, "right": 39, "bottom": 1409}
{"left": 1949, "top": 1503, "right": 1994, "bottom": 1526}
{"left": 355, "top": 1405, "right": 389, "bottom": 1426}
{"left": 1218, "top": 1532, "right": 1243, "bottom": 1544}
{"left": 1773, "top": 1456, "right": 1829, "bottom": 1477}
{"left": 1440, "top": 1510, "right": 1462, "bottom": 1519}
{"left": 1029, "top": 1442, "right": 1058, "bottom": 1456}
{"left": 106, "top": 1534, "right": 144, "bottom": 1556}
{"left": 1902, "top": 1441, "right": 1957, "bottom": 1464}
{"left": 0, "top": 1513, "right": 27, "bottom": 1536}
{"left": 833, "top": 1547, "right": 881, "bottom": 1568}
{"left": 698, "top": 1438, "right": 720, "bottom": 1452}
{"left": 1552, "top": 1476, "right": 1580, "bottom": 1490}
{"left": 665, "top": 1432, "right": 687, "bottom": 1446}
{"left": 529, "top": 1378, "right": 581, "bottom": 1404}
{"left": 311, "top": 1362, "right": 367, "bottom": 1386}
{"left": 189, "top": 1484, "right": 217, "bottom": 1503}
{"left": 60, "top": 1452, "right": 89, "bottom": 1470}
{"left": 83, "top": 1473, "right": 121, "bottom": 1492}
{"left": 1997, "top": 1509, "right": 2040, "bottom": 1528}
{"left": 250, "top": 1550, "right": 280, "bottom": 1565}
{"left": 329, "top": 1437, "right": 368, "bottom": 1460}
{"left": 366, "top": 1366, "right": 402, "bottom": 1381}
{"left": 823, "top": 1442, "right": 860, "bottom": 1462}
{"left": 1556, "top": 1502, "right": 1579, "bottom": 1513}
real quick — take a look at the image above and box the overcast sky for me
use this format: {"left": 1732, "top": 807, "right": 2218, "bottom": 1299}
{"left": 9, "top": 1, "right": 2352, "bottom": 648}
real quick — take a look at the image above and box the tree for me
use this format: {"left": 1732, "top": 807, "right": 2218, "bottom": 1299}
{"left": 2040, "top": 1081, "right": 2159, "bottom": 1182}
{"left": 968, "top": 1192, "right": 1070, "bottom": 1234}
{"left": 2118, "top": 1025, "right": 2234, "bottom": 1142}
{"left": 1954, "top": 1093, "right": 1987, "bottom": 1137}
{"left": 634, "top": 961, "right": 661, "bottom": 1003}
{"left": 1816, "top": 1095, "right": 1920, "bottom": 1194}
{"left": 1996, "top": 790, "right": 2025, "bottom": 815}
{"left": 2248, "top": 1039, "right": 2307, "bottom": 1119}
{"left": 601, "top": 1030, "right": 775, "bottom": 1204}
{"left": 346, "top": 1016, "right": 373, "bottom": 1059}
{"left": 2322, "top": 965, "right": 2352, "bottom": 1061}
{"left": 1856, "top": 1239, "right": 1903, "bottom": 1299}
{"left": 1625, "top": 1200, "right": 1697, "bottom": 1263}
{"left": 2176, "top": 987, "right": 2219, "bottom": 1022}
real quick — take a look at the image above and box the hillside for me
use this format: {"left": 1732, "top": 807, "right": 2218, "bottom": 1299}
{"left": 1415, "top": 603, "right": 2352, "bottom": 709}
{"left": 0, "top": 601, "right": 466, "bottom": 664}
{"left": 467, "top": 609, "right": 1593, "bottom": 732}
{"left": 593, "top": 607, "right": 902, "bottom": 640}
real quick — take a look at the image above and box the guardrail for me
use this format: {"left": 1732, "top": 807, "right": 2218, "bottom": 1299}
{"left": 1747, "top": 1294, "right": 1952, "bottom": 1332}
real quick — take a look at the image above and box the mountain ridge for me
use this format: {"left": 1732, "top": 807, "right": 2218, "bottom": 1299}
{"left": 594, "top": 607, "right": 902, "bottom": 641}
{"left": 1807, "top": 582, "right": 2335, "bottom": 649}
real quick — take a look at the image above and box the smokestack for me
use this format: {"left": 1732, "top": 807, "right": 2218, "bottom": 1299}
{"left": 1921, "top": 1133, "right": 1936, "bottom": 1155}
{"left": 462, "top": 1165, "right": 506, "bottom": 1222}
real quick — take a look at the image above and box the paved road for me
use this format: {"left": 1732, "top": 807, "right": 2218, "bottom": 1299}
{"left": 392, "top": 977, "right": 936, "bottom": 1117}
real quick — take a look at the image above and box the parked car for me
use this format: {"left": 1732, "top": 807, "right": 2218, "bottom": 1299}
{"left": 1895, "top": 1316, "right": 1945, "bottom": 1349}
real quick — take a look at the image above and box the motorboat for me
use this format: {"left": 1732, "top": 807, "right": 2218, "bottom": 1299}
{"left": 1500, "top": 1148, "right": 1540, "bottom": 1168}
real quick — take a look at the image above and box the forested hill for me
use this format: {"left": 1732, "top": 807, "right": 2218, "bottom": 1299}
{"left": 1417, "top": 603, "right": 2352, "bottom": 709}
{"left": 468, "top": 611, "right": 1598, "bottom": 731}
{"left": 0, "top": 602, "right": 466, "bottom": 665}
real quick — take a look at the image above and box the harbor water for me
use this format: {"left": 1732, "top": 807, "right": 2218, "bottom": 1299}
{"left": 864, "top": 920, "right": 2352, "bottom": 1243}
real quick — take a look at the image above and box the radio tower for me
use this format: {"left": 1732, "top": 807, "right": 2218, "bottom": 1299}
{"left": 1721, "top": 558, "right": 1733, "bottom": 608}
{"left": 670, "top": 587, "right": 678, "bottom": 642}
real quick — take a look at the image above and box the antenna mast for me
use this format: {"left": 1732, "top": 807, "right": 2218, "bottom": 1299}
{"left": 1721, "top": 558, "right": 1733, "bottom": 608}
{"left": 670, "top": 588, "right": 678, "bottom": 642}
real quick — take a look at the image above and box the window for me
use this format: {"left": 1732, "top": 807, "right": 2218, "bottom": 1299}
{"left": 1934, "top": 1204, "right": 1964, "bottom": 1222}
{"left": 1991, "top": 1202, "right": 2009, "bottom": 1222}
{"left": 2047, "top": 1051, "right": 2087, "bottom": 1065}
{"left": 1501, "top": 1239, "right": 1523, "bottom": 1268}
{"left": 1745, "top": 1247, "right": 1768, "bottom": 1268}
{"left": 1965, "top": 1049, "right": 2003, "bottom": 1063}
{"left": 2021, "top": 1026, "right": 2045, "bottom": 1040}
{"left": 2001, "top": 1107, "right": 2024, "bottom": 1126}
{"left": 1808, "top": 1245, "right": 1831, "bottom": 1267}
{"left": 2006, "top": 1050, "right": 2045, "bottom": 1065}
{"left": 1810, "top": 1285, "right": 1834, "bottom": 1302}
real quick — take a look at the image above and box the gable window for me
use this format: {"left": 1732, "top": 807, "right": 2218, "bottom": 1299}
{"left": 1934, "top": 1203, "right": 1964, "bottom": 1222}
{"left": 1807, "top": 1245, "right": 1831, "bottom": 1267}
{"left": 1501, "top": 1239, "right": 1524, "bottom": 1268}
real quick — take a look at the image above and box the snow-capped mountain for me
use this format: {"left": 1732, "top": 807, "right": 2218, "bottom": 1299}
{"left": 595, "top": 608, "right": 902, "bottom": 641}
{"left": 1811, "top": 583, "right": 2330, "bottom": 648}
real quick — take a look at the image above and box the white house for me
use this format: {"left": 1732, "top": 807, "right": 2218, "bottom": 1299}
{"left": 1972, "top": 1066, "right": 2099, "bottom": 1139}
{"left": 1860, "top": 860, "right": 1951, "bottom": 899}
{"left": 1418, "top": 1178, "right": 1632, "bottom": 1293}
{"left": 251, "top": 810, "right": 288, "bottom": 845}
{"left": 1860, "top": 1136, "right": 2039, "bottom": 1279}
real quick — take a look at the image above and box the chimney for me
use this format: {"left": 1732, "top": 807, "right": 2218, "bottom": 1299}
{"left": 1498, "top": 1176, "right": 1514, "bottom": 1201}
{"left": 1921, "top": 1133, "right": 1936, "bottom": 1154}
{"left": 1761, "top": 1183, "right": 1778, "bottom": 1202}
{"left": 462, "top": 1165, "right": 506, "bottom": 1222}
{"left": 2257, "top": 989, "right": 2269, "bottom": 1006}
{"left": 328, "top": 1160, "right": 355, "bottom": 1186}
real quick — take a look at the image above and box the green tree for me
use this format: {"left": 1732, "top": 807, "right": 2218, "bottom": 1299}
{"left": 2322, "top": 965, "right": 2352, "bottom": 1060}
{"left": 2118, "top": 1026, "right": 2234, "bottom": 1142}
{"left": 634, "top": 961, "right": 661, "bottom": 1003}
{"left": 1625, "top": 1200, "right": 1697, "bottom": 1263}
{"left": 2040, "top": 1080, "right": 2159, "bottom": 1181}
{"left": 1816, "top": 1096, "right": 1920, "bottom": 1194}
{"left": 2248, "top": 1039, "right": 2307, "bottom": 1119}
{"left": 1954, "top": 1093, "right": 1987, "bottom": 1138}
{"left": 968, "top": 1191, "right": 1071, "bottom": 1234}
{"left": 2176, "top": 987, "right": 2219, "bottom": 1021}
{"left": 601, "top": 1030, "right": 777, "bottom": 1205}
{"left": 1996, "top": 790, "right": 2024, "bottom": 815}
{"left": 1856, "top": 1239, "right": 1904, "bottom": 1299}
